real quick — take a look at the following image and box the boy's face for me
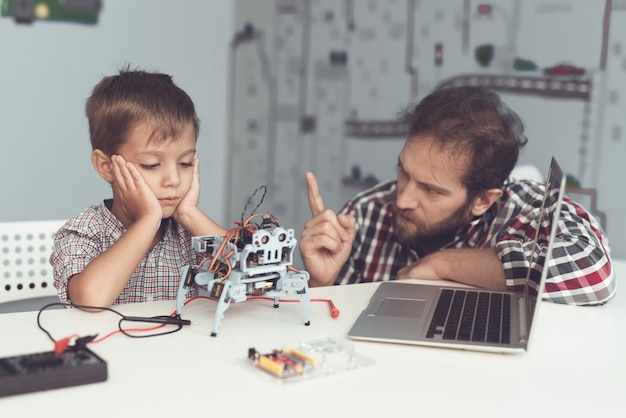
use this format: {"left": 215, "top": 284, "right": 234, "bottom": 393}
{"left": 116, "top": 122, "right": 197, "bottom": 218}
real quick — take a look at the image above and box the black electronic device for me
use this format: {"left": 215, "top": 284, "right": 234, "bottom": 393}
{"left": 0, "top": 346, "right": 107, "bottom": 397}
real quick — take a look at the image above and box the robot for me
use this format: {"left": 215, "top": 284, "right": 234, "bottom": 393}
{"left": 175, "top": 213, "right": 311, "bottom": 336}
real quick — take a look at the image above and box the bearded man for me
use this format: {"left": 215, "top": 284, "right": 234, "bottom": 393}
{"left": 299, "top": 86, "right": 615, "bottom": 306}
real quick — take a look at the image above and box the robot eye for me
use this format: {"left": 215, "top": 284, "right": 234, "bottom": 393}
{"left": 261, "top": 235, "right": 269, "bottom": 244}
{"left": 278, "top": 233, "right": 286, "bottom": 242}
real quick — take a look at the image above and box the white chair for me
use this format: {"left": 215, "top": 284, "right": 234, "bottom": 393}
{"left": 510, "top": 165, "right": 608, "bottom": 232}
{"left": 510, "top": 164, "right": 543, "bottom": 182}
{"left": 0, "top": 219, "right": 66, "bottom": 313}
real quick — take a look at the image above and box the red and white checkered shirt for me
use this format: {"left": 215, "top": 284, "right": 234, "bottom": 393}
{"left": 51, "top": 200, "right": 200, "bottom": 305}
{"left": 337, "top": 179, "right": 616, "bottom": 306}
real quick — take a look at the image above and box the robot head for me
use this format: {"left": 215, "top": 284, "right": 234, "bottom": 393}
{"left": 250, "top": 227, "right": 296, "bottom": 265}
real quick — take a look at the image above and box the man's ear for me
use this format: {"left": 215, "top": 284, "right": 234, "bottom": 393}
{"left": 470, "top": 188, "right": 503, "bottom": 217}
{"left": 91, "top": 149, "right": 114, "bottom": 183}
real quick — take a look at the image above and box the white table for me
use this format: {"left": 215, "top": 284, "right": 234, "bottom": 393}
{"left": 1, "top": 261, "right": 624, "bottom": 418}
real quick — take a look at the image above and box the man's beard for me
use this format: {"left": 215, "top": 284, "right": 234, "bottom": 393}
{"left": 392, "top": 199, "right": 474, "bottom": 251}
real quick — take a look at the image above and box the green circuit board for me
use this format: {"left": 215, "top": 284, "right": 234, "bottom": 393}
{"left": 1, "top": 0, "right": 100, "bottom": 25}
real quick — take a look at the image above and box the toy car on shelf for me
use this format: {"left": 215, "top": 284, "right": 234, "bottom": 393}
{"left": 543, "top": 63, "right": 586, "bottom": 79}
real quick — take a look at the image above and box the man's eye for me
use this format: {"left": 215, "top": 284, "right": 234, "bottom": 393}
{"left": 180, "top": 161, "right": 193, "bottom": 167}
{"left": 140, "top": 163, "right": 159, "bottom": 170}
{"left": 422, "top": 185, "right": 441, "bottom": 195}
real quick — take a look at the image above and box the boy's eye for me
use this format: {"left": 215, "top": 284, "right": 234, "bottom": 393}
{"left": 180, "top": 161, "right": 193, "bottom": 167}
{"left": 140, "top": 163, "right": 159, "bottom": 170}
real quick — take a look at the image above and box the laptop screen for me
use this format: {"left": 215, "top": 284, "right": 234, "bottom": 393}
{"left": 522, "top": 157, "right": 566, "bottom": 343}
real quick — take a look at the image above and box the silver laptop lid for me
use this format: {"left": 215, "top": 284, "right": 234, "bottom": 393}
{"left": 521, "top": 157, "right": 566, "bottom": 346}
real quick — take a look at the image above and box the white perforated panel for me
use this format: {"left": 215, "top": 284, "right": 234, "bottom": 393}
{"left": 0, "top": 220, "right": 66, "bottom": 304}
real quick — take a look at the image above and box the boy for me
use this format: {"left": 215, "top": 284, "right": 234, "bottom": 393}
{"left": 51, "top": 68, "right": 226, "bottom": 308}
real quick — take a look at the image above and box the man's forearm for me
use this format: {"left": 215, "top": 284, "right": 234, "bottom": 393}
{"left": 429, "top": 248, "right": 508, "bottom": 291}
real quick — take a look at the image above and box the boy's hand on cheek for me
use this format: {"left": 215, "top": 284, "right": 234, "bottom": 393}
{"left": 111, "top": 155, "right": 163, "bottom": 223}
{"left": 173, "top": 153, "right": 201, "bottom": 223}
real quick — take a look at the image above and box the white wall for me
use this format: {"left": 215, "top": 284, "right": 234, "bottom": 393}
{"left": 228, "top": 0, "right": 625, "bottom": 259}
{"left": 0, "top": 1, "right": 233, "bottom": 226}
{"left": 2, "top": 0, "right": 623, "bottom": 260}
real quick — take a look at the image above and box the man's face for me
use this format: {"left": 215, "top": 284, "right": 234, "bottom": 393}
{"left": 115, "top": 122, "right": 196, "bottom": 219}
{"left": 393, "top": 136, "right": 475, "bottom": 249}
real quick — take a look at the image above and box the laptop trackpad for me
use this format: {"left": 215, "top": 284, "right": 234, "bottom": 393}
{"left": 376, "top": 297, "right": 426, "bottom": 318}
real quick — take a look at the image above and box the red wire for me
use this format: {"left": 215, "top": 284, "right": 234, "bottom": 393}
{"left": 68, "top": 295, "right": 339, "bottom": 347}
{"left": 56, "top": 213, "right": 334, "bottom": 347}
{"left": 83, "top": 296, "right": 339, "bottom": 349}
{"left": 244, "top": 297, "right": 340, "bottom": 318}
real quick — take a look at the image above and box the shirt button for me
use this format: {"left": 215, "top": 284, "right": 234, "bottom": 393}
{"left": 146, "top": 294, "right": 154, "bottom": 302}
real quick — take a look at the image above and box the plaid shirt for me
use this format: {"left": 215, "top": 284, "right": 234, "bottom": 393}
{"left": 337, "top": 179, "right": 616, "bottom": 306}
{"left": 51, "top": 200, "right": 199, "bottom": 305}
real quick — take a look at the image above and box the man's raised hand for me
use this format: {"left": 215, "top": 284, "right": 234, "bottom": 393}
{"left": 300, "top": 172, "right": 356, "bottom": 286}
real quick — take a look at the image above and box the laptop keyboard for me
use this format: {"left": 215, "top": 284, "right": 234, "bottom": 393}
{"left": 426, "top": 289, "right": 511, "bottom": 344}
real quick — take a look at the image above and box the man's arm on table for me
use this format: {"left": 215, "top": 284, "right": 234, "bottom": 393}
{"left": 397, "top": 248, "right": 507, "bottom": 291}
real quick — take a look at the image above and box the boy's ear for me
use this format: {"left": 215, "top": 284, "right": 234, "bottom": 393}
{"left": 470, "top": 188, "right": 503, "bottom": 217}
{"left": 91, "top": 149, "right": 113, "bottom": 183}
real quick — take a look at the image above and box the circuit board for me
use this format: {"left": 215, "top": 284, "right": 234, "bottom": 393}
{"left": 247, "top": 338, "right": 374, "bottom": 383}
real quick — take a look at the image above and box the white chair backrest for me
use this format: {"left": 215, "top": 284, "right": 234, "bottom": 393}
{"left": 0, "top": 220, "right": 66, "bottom": 304}
{"left": 511, "top": 164, "right": 544, "bottom": 182}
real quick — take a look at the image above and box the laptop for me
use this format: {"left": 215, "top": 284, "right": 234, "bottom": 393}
{"left": 347, "top": 157, "right": 566, "bottom": 353}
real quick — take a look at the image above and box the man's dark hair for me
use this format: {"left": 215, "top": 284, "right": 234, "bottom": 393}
{"left": 400, "top": 86, "right": 528, "bottom": 200}
{"left": 86, "top": 66, "right": 200, "bottom": 156}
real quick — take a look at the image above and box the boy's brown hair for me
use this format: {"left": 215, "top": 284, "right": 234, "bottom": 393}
{"left": 86, "top": 67, "right": 200, "bottom": 155}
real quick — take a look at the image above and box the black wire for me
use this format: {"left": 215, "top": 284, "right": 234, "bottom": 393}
{"left": 117, "top": 316, "right": 183, "bottom": 338}
{"left": 240, "top": 185, "right": 267, "bottom": 224}
{"left": 36, "top": 302, "right": 186, "bottom": 343}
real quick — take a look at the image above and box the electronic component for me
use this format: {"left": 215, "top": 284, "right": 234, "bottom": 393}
{"left": 2, "top": 0, "right": 101, "bottom": 25}
{"left": 0, "top": 346, "right": 107, "bottom": 397}
{"left": 176, "top": 212, "right": 311, "bottom": 336}
{"left": 247, "top": 338, "right": 375, "bottom": 383}
{"left": 248, "top": 347, "right": 317, "bottom": 378}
